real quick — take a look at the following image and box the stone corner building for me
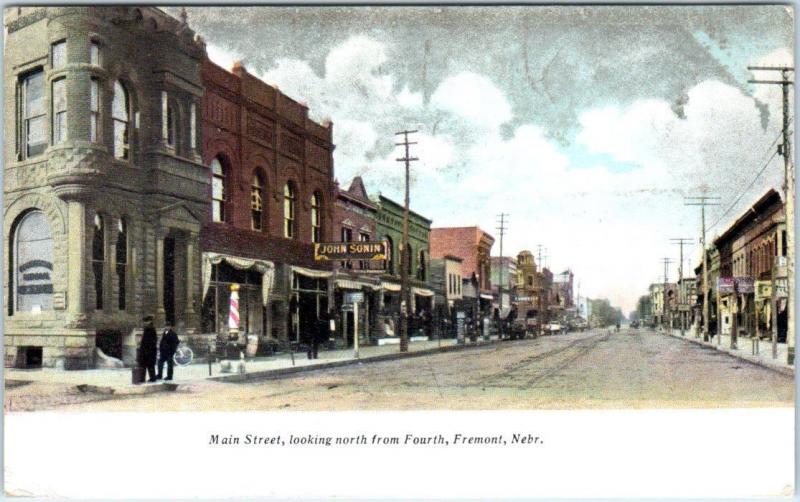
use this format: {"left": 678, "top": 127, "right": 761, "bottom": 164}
{"left": 4, "top": 7, "right": 208, "bottom": 369}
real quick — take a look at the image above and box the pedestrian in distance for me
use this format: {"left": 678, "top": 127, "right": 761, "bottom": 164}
{"left": 157, "top": 324, "right": 180, "bottom": 381}
{"left": 138, "top": 315, "right": 158, "bottom": 382}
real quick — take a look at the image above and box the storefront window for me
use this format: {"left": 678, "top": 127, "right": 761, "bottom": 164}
{"left": 201, "top": 262, "right": 265, "bottom": 335}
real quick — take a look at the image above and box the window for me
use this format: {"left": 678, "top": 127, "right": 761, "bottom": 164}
{"left": 112, "top": 81, "right": 130, "bottom": 159}
{"left": 251, "top": 174, "right": 263, "bottom": 231}
{"left": 90, "top": 41, "right": 100, "bottom": 66}
{"left": 284, "top": 182, "right": 296, "bottom": 238}
{"left": 311, "top": 192, "right": 322, "bottom": 243}
{"left": 211, "top": 158, "right": 226, "bottom": 222}
{"left": 116, "top": 218, "right": 127, "bottom": 310}
{"left": 341, "top": 227, "right": 353, "bottom": 269}
{"left": 417, "top": 249, "right": 426, "bottom": 281}
{"left": 51, "top": 41, "right": 66, "bottom": 68}
{"left": 52, "top": 78, "right": 67, "bottom": 144}
{"left": 166, "top": 103, "right": 175, "bottom": 147}
{"left": 92, "top": 214, "right": 105, "bottom": 310}
{"left": 12, "top": 211, "right": 54, "bottom": 314}
{"left": 385, "top": 236, "right": 394, "bottom": 274}
{"left": 782, "top": 230, "right": 787, "bottom": 257}
{"left": 190, "top": 102, "right": 197, "bottom": 150}
{"left": 90, "top": 78, "right": 99, "bottom": 142}
{"left": 359, "top": 232, "right": 369, "bottom": 270}
{"left": 22, "top": 70, "right": 46, "bottom": 157}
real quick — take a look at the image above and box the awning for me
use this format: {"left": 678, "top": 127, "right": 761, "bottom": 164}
{"left": 202, "top": 252, "right": 275, "bottom": 306}
{"left": 292, "top": 265, "right": 333, "bottom": 279}
{"left": 413, "top": 287, "right": 434, "bottom": 297}
{"left": 480, "top": 293, "right": 494, "bottom": 300}
{"left": 336, "top": 278, "right": 380, "bottom": 290}
{"left": 382, "top": 282, "right": 401, "bottom": 292}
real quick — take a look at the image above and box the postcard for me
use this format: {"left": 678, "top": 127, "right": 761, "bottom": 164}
{"left": 3, "top": 4, "right": 795, "bottom": 498}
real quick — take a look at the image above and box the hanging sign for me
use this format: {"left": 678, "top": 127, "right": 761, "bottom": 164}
{"left": 717, "top": 277, "right": 735, "bottom": 294}
{"left": 315, "top": 241, "right": 387, "bottom": 261}
{"left": 734, "top": 277, "right": 754, "bottom": 294}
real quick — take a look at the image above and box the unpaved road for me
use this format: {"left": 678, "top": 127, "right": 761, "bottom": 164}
{"left": 7, "top": 329, "right": 794, "bottom": 411}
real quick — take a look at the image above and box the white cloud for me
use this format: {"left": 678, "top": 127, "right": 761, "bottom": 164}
{"left": 206, "top": 43, "right": 241, "bottom": 71}
{"left": 430, "top": 72, "right": 512, "bottom": 130}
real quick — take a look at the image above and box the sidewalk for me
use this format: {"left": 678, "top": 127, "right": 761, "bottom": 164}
{"left": 664, "top": 328, "right": 794, "bottom": 377}
{"left": 5, "top": 336, "right": 500, "bottom": 391}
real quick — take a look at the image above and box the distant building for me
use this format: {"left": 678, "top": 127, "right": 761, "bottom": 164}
{"left": 490, "top": 256, "right": 517, "bottom": 312}
{"left": 430, "top": 254, "right": 463, "bottom": 337}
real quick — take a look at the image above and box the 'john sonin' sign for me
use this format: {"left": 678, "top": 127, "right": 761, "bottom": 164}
{"left": 314, "top": 241, "right": 388, "bottom": 261}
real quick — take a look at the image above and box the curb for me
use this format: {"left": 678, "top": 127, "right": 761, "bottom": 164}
{"left": 662, "top": 330, "right": 794, "bottom": 377}
{"left": 76, "top": 382, "right": 180, "bottom": 396}
{"left": 209, "top": 338, "right": 505, "bottom": 383}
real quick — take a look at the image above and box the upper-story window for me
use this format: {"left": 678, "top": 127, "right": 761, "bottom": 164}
{"left": 341, "top": 227, "right": 353, "bottom": 269}
{"left": 284, "top": 182, "right": 296, "bottom": 239}
{"left": 311, "top": 192, "right": 322, "bottom": 243}
{"left": 51, "top": 40, "right": 66, "bottom": 69}
{"left": 417, "top": 249, "right": 426, "bottom": 281}
{"left": 359, "top": 232, "right": 369, "bottom": 270}
{"left": 190, "top": 102, "right": 197, "bottom": 150}
{"left": 112, "top": 81, "right": 130, "bottom": 160}
{"left": 385, "top": 236, "right": 394, "bottom": 274}
{"left": 90, "top": 78, "right": 99, "bottom": 142}
{"left": 211, "top": 158, "right": 226, "bottom": 222}
{"left": 251, "top": 173, "right": 263, "bottom": 231}
{"left": 52, "top": 78, "right": 67, "bottom": 144}
{"left": 22, "top": 70, "right": 46, "bottom": 158}
{"left": 166, "top": 103, "right": 176, "bottom": 147}
{"left": 92, "top": 213, "right": 105, "bottom": 311}
{"left": 90, "top": 41, "right": 100, "bottom": 66}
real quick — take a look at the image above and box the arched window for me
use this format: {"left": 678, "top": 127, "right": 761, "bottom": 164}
{"left": 251, "top": 173, "right": 263, "bottom": 231}
{"left": 92, "top": 213, "right": 105, "bottom": 310}
{"left": 311, "top": 191, "right": 322, "bottom": 243}
{"left": 112, "top": 81, "right": 130, "bottom": 160}
{"left": 384, "top": 236, "right": 394, "bottom": 274}
{"left": 166, "top": 102, "right": 176, "bottom": 147}
{"left": 211, "top": 158, "right": 226, "bottom": 222}
{"left": 284, "top": 182, "right": 296, "bottom": 239}
{"left": 116, "top": 218, "right": 127, "bottom": 310}
{"left": 417, "top": 249, "right": 426, "bottom": 281}
{"left": 12, "top": 211, "right": 54, "bottom": 313}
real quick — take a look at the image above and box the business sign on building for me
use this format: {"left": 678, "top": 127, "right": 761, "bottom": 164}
{"left": 314, "top": 241, "right": 387, "bottom": 261}
{"left": 734, "top": 277, "right": 754, "bottom": 294}
{"left": 717, "top": 277, "right": 735, "bottom": 294}
{"left": 344, "top": 291, "right": 365, "bottom": 304}
{"left": 755, "top": 281, "right": 772, "bottom": 300}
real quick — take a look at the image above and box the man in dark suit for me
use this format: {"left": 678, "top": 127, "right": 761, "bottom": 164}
{"left": 138, "top": 315, "right": 158, "bottom": 382}
{"left": 157, "top": 324, "right": 180, "bottom": 381}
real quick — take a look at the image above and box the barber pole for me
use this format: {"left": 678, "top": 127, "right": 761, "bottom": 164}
{"left": 228, "top": 283, "right": 240, "bottom": 342}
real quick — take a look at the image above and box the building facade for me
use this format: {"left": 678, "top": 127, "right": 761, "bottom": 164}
{"left": 331, "top": 177, "right": 381, "bottom": 345}
{"left": 5, "top": 7, "right": 208, "bottom": 368}
{"left": 490, "top": 256, "right": 517, "bottom": 314}
{"left": 373, "top": 195, "right": 434, "bottom": 336}
{"left": 430, "top": 255, "right": 463, "bottom": 337}
{"left": 200, "top": 58, "right": 335, "bottom": 348}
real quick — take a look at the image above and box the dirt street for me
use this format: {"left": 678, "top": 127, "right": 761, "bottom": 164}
{"left": 7, "top": 329, "right": 794, "bottom": 411}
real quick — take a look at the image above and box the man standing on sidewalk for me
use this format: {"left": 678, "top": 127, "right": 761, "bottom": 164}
{"left": 138, "top": 315, "right": 158, "bottom": 383}
{"left": 157, "top": 325, "right": 180, "bottom": 381}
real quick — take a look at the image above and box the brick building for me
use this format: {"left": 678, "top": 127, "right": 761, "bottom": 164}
{"left": 4, "top": 7, "right": 208, "bottom": 368}
{"left": 200, "top": 59, "right": 335, "bottom": 346}
{"left": 513, "top": 250, "right": 555, "bottom": 330}
{"left": 430, "top": 227, "right": 495, "bottom": 319}
{"left": 331, "top": 177, "right": 381, "bottom": 345}
{"left": 712, "top": 189, "right": 787, "bottom": 346}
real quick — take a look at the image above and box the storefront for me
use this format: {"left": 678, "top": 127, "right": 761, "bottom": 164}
{"left": 201, "top": 253, "right": 275, "bottom": 341}
{"left": 289, "top": 266, "right": 332, "bottom": 343}
{"left": 333, "top": 275, "right": 381, "bottom": 346}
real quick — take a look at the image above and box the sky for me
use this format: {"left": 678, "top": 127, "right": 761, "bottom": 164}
{"left": 170, "top": 5, "right": 794, "bottom": 315}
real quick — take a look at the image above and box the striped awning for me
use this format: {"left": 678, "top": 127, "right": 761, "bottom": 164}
{"left": 413, "top": 287, "right": 435, "bottom": 297}
{"left": 382, "top": 282, "right": 402, "bottom": 292}
{"left": 336, "top": 278, "right": 380, "bottom": 290}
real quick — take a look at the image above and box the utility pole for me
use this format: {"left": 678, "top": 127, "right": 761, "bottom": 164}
{"left": 685, "top": 195, "right": 721, "bottom": 341}
{"left": 671, "top": 238, "right": 693, "bottom": 337}
{"left": 496, "top": 213, "right": 509, "bottom": 338}
{"left": 395, "top": 129, "right": 418, "bottom": 353}
{"left": 661, "top": 258, "right": 674, "bottom": 332}
{"left": 748, "top": 66, "right": 795, "bottom": 365}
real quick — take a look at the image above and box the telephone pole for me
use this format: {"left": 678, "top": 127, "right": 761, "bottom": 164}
{"left": 661, "top": 258, "right": 674, "bottom": 331}
{"left": 496, "top": 213, "right": 509, "bottom": 337}
{"left": 685, "top": 195, "right": 721, "bottom": 341}
{"left": 395, "top": 129, "right": 418, "bottom": 353}
{"left": 670, "top": 238, "right": 693, "bottom": 337}
{"left": 748, "top": 66, "right": 795, "bottom": 365}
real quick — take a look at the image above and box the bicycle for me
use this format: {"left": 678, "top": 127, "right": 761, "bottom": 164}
{"left": 173, "top": 342, "right": 194, "bottom": 367}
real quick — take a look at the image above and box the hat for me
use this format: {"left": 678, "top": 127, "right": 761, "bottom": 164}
{"left": 142, "top": 315, "right": 154, "bottom": 322}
